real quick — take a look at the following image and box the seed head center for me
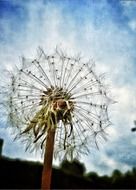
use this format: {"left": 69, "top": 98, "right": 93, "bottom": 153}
{"left": 40, "top": 87, "right": 74, "bottom": 124}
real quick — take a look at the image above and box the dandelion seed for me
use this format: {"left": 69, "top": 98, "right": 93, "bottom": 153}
{"left": 0, "top": 47, "right": 114, "bottom": 189}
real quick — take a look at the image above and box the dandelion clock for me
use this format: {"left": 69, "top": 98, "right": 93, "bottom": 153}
{"left": 0, "top": 47, "right": 114, "bottom": 189}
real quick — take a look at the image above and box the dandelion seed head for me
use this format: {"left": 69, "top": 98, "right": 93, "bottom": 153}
{"left": 0, "top": 47, "right": 114, "bottom": 160}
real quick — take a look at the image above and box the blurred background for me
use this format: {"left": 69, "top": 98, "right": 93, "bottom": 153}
{"left": 0, "top": 0, "right": 136, "bottom": 188}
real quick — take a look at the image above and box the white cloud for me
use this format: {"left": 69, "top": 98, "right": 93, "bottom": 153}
{"left": 129, "top": 20, "right": 136, "bottom": 31}
{"left": 0, "top": 0, "right": 136, "bottom": 174}
{"left": 121, "top": 0, "right": 136, "bottom": 32}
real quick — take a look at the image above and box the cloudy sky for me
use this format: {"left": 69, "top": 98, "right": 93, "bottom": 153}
{"left": 0, "top": 0, "right": 136, "bottom": 175}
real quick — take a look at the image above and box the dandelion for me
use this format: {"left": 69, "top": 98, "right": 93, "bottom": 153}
{"left": 1, "top": 47, "right": 113, "bottom": 189}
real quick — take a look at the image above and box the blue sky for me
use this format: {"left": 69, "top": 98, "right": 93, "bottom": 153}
{"left": 0, "top": 0, "right": 136, "bottom": 175}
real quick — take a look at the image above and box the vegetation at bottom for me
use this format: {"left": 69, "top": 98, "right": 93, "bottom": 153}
{"left": 0, "top": 156, "right": 136, "bottom": 189}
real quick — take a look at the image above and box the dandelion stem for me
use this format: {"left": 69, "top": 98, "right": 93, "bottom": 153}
{"left": 41, "top": 128, "right": 56, "bottom": 190}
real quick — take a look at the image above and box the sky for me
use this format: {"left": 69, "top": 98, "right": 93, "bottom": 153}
{"left": 0, "top": 0, "right": 136, "bottom": 176}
